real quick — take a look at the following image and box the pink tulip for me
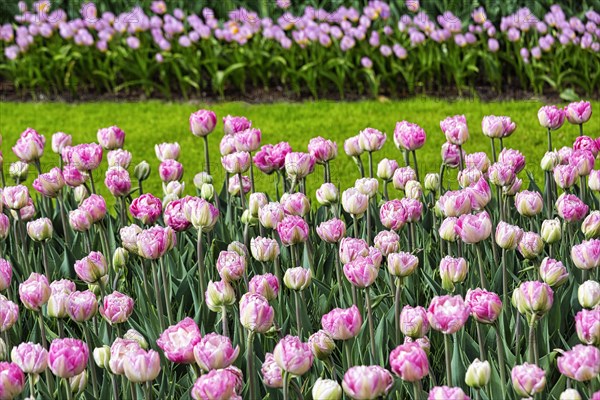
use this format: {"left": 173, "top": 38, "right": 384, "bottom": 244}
{"left": 343, "top": 256, "right": 378, "bottom": 288}
{"left": 482, "top": 115, "right": 516, "bottom": 138}
{"left": 273, "top": 335, "right": 314, "bottom": 376}
{"left": 284, "top": 152, "right": 315, "bottom": 180}
{"left": 358, "top": 127, "right": 387, "bottom": 152}
{"left": 158, "top": 159, "right": 184, "bottom": 182}
{"left": 129, "top": 193, "right": 162, "bottom": 225}
{"left": 437, "top": 190, "right": 471, "bottom": 217}
{"left": 439, "top": 256, "right": 468, "bottom": 291}
{"left": 258, "top": 201, "right": 285, "bottom": 229}
{"left": 12, "top": 128, "right": 45, "bottom": 162}
{"left": 392, "top": 166, "right": 417, "bottom": 190}
{"left": 70, "top": 143, "right": 103, "bottom": 171}
{"left": 455, "top": 211, "right": 492, "bottom": 243}
{"left": 400, "top": 198, "right": 423, "bottom": 222}
{"left": 342, "top": 365, "right": 393, "bottom": 399}
{"left": 495, "top": 221, "right": 523, "bottom": 250}
{"left": 220, "top": 135, "right": 237, "bottom": 156}
{"left": 308, "top": 136, "right": 338, "bottom": 164}
{"left": 539, "top": 257, "right": 569, "bottom": 287}
{"left": 10, "top": 342, "right": 48, "bottom": 374}
{"left": 571, "top": 150, "right": 595, "bottom": 176}
{"left": 498, "top": 148, "right": 526, "bottom": 174}
{"left": 0, "top": 215, "right": 9, "bottom": 241}
{"left": 248, "top": 193, "right": 268, "bottom": 216}
{"left": 104, "top": 166, "right": 131, "bottom": 197}
{"left": 123, "top": 348, "right": 161, "bottom": 383}
{"left": 281, "top": 192, "right": 310, "bottom": 216}
{"left": 228, "top": 174, "right": 251, "bottom": 195}
{"left": 110, "top": 338, "right": 142, "bottom": 375}
{"left": 379, "top": 200, "right": 407, "bottom": 231}
{"left": 62, "top": 165, "right": 88, "bottom": 187}
{"left": 249, "top": 273, "right": 280, "bottom": 301}
{"left": 48, "top": 338, "right": 88, "bottom": 378}
{"left": 0, "top": 362, "right": 25, "bottom": 399}
{"left": 74, "top": 251, "right": 108, "bottom": 283}
{"left": 80, "top": 194, "right": 107, "bottom": 223}
{"left": 574, "top": 136, "right": 598, "bottom": 157}
{"left": 156, "top": 317, "right": 201, "bottom": 364}
{"left": 339, "top": 238, "right": 369, "bottom": 264}
{"left": 191, "top": 368, "right": 240, "bottom": 400}
{"left": 184, "top": 196, "right": 219, "bottom": 232}
{"left": 2, "top": 185, "right": 29, "bottom": 210}
{"left": 283, "top": 267, "right": 312, "bottom": 290}
{"left": 308, "top": 330, "right": 336, "bottom": 360}
{"left": 276, "top": 215, "right": 309, "bottom": 246}
{"left": 488, "top": 162, "right": 516, "bottom": 187}
{"left": 465, "top": 288, "right": 502, "bottom": 324}
{"left": 205, "top": 280, "right": 236, "bottom": 312}
{"left": 514, "top": 190, "right": 543, "bottom": 217}
{"left": 155, "top": 142, "right": 180, "bottom": 161}
{"left": 393, "top": 121, "right": 426, "bottom": 151}
{"left": 253, "top": 142, "right": 292, "bottom": 174}
{"left": 316, "top": 218, "right": 346, "bottom": 243}
{"left": 374, "top": 230, "right": 399, "bottom": 256}
{"left": 458, "top": 167, "right": 482, "bottom": 188}
{"left": 0, "top": 297, "right": 19, "bottom": 332}
{"left": 51, "top": 132, "right": 72, "bottom": 155}
{"left": 517, "top": 231, "right": 544, "bottom": 259}
{"left": 344, "top": 135, "right": 364, "bottom": 157}
{"left": 557, "top": 345, "right": 600, "bottom": 382}
{"left": 99, "top": 291, "right": 134, "bottom": 325}
{"left": 512, "top": 281, "right": 554, "bottom": 316}
{"left": 19, "top": 273, "right": 50, "bottom": 311}
{"left": 441, "top": 142, "right": 465, "bottom": 168}
{"left": 33, "top": 167, "right": 65, "bottom": 198}
{"left": 556, "top": 193, "right": 589, "bottom": 222}
{"left": 120, "top": 224, "right": 142, "bottom": 254}
{"left": 216, "top": 250, "right": 246, "bottom": 282}
{"left": 222, "top": 115, "right": 250, "bottom": 136}
{"left": 239, "top": 293, "right": 274, "bottom": 333}
{"left": 193, "top": 333, "right": 239, "bottom": 371}
{"left": 261, "top": 352, "right": 283, "bottom": 388}
{"left": 427, "top": 295, "right": 470, "bottom": 334}
{"left": 554, "top": 164, "right": 579, "bottom": 189}
{"left": 387, "top": 252, "right": 419, "bottom": 277}
{"left": 26, "top": 217, "right": 53, "bottom": 242}
{"left": 377, "top": 158, "right": 399, "bottom": 181}
{"left": 0, "top": 259, "right": 12, "bottom": 292}
{"left": 440, "top": 115, "right": 469, "bottom": 145}
{"left": 571, "top": 239, "right": 600, "bottom": 270}
{"left": 575, "top": 309, "right": 600, "bottom": 346}
{"left": 164, "top": 198, "right": 192, "bottom": 232}
{"left": 321, "top": 305, "right": 362, "bottom": 340}
{"left": 221, "top": 151, "right": 250, "bottom": 174}
{"left": 428, "top": 386, "right": 470, "bottom": 400}
{"left": 11, "top": 198, "right": 35, "bottom": 222}
{"left": 67, "top": 290, "right": 98, "bottom": 322}
{"left": 190, "top": 109, "right": 217, "bottom": 137}
{"left": 250, "top": 236, "right": 280, "bottom": 262}
{"left": 565, "top": 101, "right": 592, "bottom": 125}
{"left": 538, "top": 105, "right": 565, "bottom": 130}
{"left": 465, "top": 152, "right": 491, "bottom": 172}
{"left": 342, "top": 188, "right": 368, "bottom": 216}
{"left": 512, "top": 363, "right": 546, "bottom": 397}
{"left": 96, "top": 126, "right": 125, "bottom": 149}
{"left": 234, "top": 128, "right": 261, "bottom": 152}
{"left": 400, "top": 305, "right": 429, "bottom": 338}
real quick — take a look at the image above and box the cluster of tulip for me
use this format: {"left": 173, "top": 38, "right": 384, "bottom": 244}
{"left": 1, "top": 0, "right": 598, "bottom": 97}
{"left": 0, "top": 99, "right": 599, "bottom": 400}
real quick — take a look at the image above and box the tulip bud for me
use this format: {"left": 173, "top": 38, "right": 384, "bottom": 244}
{"left": 112, "top": 248, "right": 128, "bottom": 272}
{"left": 26, "top": 218, "right": 53, "bottom": 241}
{"left": 134, "top": 161, "right": 150, "bottom": 181}
{"left": 123, "top": 329, "right": 148, "bottom": 349}
{"left": 248, "top": 193, "right": 268, "bottom": 217}
{"left": 316, "top": 183, "right": 339, "bottom": 206}
{"left": 377, "top": 158, "right": 398, "bottom": 181}
{"left": 73, "top": 185, "right": 88, "bottom": 204}
{"left": 582, "top": 211, "right": 600, "bottom": 239}
{"left": 69, "top": 370, "right": 88, "bottom": 395}
{"left": 465, "top": 359, "right": 491, "bottom": 389}
{"left": 540, "top": 151, "right": 560, "bottom": 171}
{"left": 312, "top": 378, "right": 342, "bottom": 400}
{"left": 93, "top": 346, "right": 111, "bottom": 369}
{"left": 193, "top": 172, "right": 213, "bottom": 189}
{"left": 541, "top": 219, "right": 561, "bottom": 244}
{"left": 439, "top": 256, "right": 468, "bottom": 292}
{"left": 578, "top": 280, "right": 600, "bottom": 309}
{"left": 0, "top": 337, "right": 6, "bottom": 360}
{"left": 512, "top": 281, "right": 554, "bottom": 318}
{"left": 559, "top": 389, "right": 582, "bottom": 400}
{"left": 9, "top": 161, "right": 29, "bottom": 182}
{"left": 424, "top": 173, "right": 440, "bottom": 192}
{"left": 241, "top": 209, "right": 255, "bottom": 225}
{"left": 539, "top": 257, "right": 568, "bottom": 287}
{"left": 205, "top": 280, "right": 236, "bottom": 312}
{"left": 405, "top": 180, "right": 422, "bottom": 199}
{"left": 200, "top": 183, "right": 214, "bottom": 200}
{"left": 284, "top": 267, "right": 312, "bottom": 291}
{"left": 438, "top": 217, "right": 458, "bottom": 242}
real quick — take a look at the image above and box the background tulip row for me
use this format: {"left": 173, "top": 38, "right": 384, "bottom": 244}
{"left": 0, "top": 100, "right": 599, "bottom": 400}
{"left": 1, "top": 0, "right": 599, "bottom": 99}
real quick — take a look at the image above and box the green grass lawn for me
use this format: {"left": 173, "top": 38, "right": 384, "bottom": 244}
{"left": 1, "top": 98, "right": 596, "bottom": 202}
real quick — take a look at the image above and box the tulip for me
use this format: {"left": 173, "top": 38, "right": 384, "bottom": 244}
{"left": 517, "top": 232, "right": 544, "bottom": 259}
{"left": 355, "top": 178, "right": 379, "bottom": 198}
{"left": 556, "top": 193, "right": 589, "bottom": 222}
{"left": 539, "top": 257, "right": 568, "bottom": 287}
{"left": 2, "top": 185, "right": 29, "bottom": 210}
{"left": 374, "top": 230, "right": 399, "bottom": 256}
{"left": 440, "top": 115, "right": 469, "bottom": 145}
{"left": 163, "top": 198, "right": 191, "bottom": 232}
{"left": 239, "top": 293, "right": 274, "bottom": 333}
{"left": 343, "top": 256, "right": 378, "bottom": 288}
{"left": 316, "top": 183, "right": 339, "bottom": 206}
{"left": 273, "top": 335, "right": 314, "bottom": 376}
{"left": 438, "top": 217, "right": 458, "bottom": 242}
{"left": 582, "top": 211, "right": 600, "bottom": 239}
{"left": 571, "top": 239, "right": 600, "bottom": 270}
{"left": 97, "top": 126, "right": 125, "bottom": 149}
{"left": 9, "top": 161, "right": 29, "bottom": 182}
{"left": 308, "top": 330, "right": 336, "bottom": 360}
{"left": 427, "top": 295, "right": 470, "bottom": 334}
{"left": 67, "top": 290, "right": 98, "bottom": 322}
{"left": 26, "top": 217, "right": 53, "bottom": 242}
{"left": 512, "top": 363, "right": 546, "bottom": 397}
{"left": 565, "top": 101, "right": 592, "bottom": 125}
{"left": 455, "top": 211, "right": 491, "bottom": 244}
{"left": 193, "top": 333, "right": 240, "bottom": 371}
{"left": 437, "top": 190, "right": 471, "bottom": 217}
{"left": 393, "top": 121, "right": 426, "bottom": 151}
{"left": 538, "top": 105, "right": 565, "bottom": 130}
{"left": 316, "top": 218, "right": 346, "bottom": 243}
{"left": 0, "top": 259, "right": 11, "bottom": 292}
{"left": 284, "top": 267, "right": 312, "bottom": 290}
{"left": 439, "top": 256, "right": 468, "bottom": 292}
{"left": 205, "top": 280, "right": 236, "bottom": 312}
{"left": 47, "top": 288, "right": 70, "bottom": 319}
{"left": 387, "top": 252, "right": 419, "bottom": 277}
{"left": 129, "top": 193, "right": 162, "bottom": 225}
{"left": 441, "top": 142, "right": 466, "bottom": 168}
{"left": 339, "top": 238, "right": 369, "bottom": 264}
{"left": 358, "top": 127, "right": 387, "bottom": 152}
{"left": 233, "top": 128, "right": 261, "bottom": 152}
{"left": 123, "top": 329, "right": 148, "bottom": 350}
{"left": 540, "top": 151, "right": 560, "bottom": 171}
{"left": 392, "top": 166, "right": 416, "bottom": 190}
{"left": 0, "top": 297, "right": 19, "bottom": 332}
{"left": 575, "top": 309, "right": 600, "bottom": 346}
{"left": 0, "top": 215, "right": 9, "bottom": 241}
{"left": 133, "top": 161, "right": 150, "bottom": 182}
{"left": 557, "top": 345, "right": 600, "bottom": 382}
{"left": 261, "top": 352, "right": 283, "bottom": 388}
{"left": 574, "top": 136, "right": 598, "bottom": 156}
{"left": 578, "top": 280, "right": 600, "bottom": 308}
{"left": 221, "top": 151, "right": 250, "bottom": 175}
{"left": 379, "top": 200, "right": 407, "bottom": 231}
{"left": 0, "top": 362, "right": 25, "bottom": 399}
{"left": 123, "top": 348, "right": 161, "bottom": 383}
{"left": 216, "top": 250, "right": 246, "bottom": 282}
{"left": 465, "top": 359, "right": 491, "bottom": 389}
{"left": 80, "top": 194, "right": 107, "bottom": 223}
{"left": 156, "top": 318, "right": 201, "bottom": 364}
{"left": 541, "top": 218, "right": 562, "bottom": 243}
{"left": 342, "top": 365, "right": 393, "bottom": 399}
{"left": 344, "top": 135, "right": 363, "bottom": 157}
{"left": 465, "top": 152, "right": 491, "bottom": 172}
{"left": 33, "top": 167, "right": 65, "bottom": 198}
{"left": 512, "top": 281, "right": 554, "bottom": 317}
{"left": 52, "top": 132, "right": 72, "bottom": 155}
{"left": 458, "top": 167, "right": 482, "bottom": 188}
{"left": 12, "top": 128, "right": 45, "bottom": 163}
{"left": 321, "top": 305, "right": 362, "bottom": 340}
{"left": 63, "top": 165, "right": 88, "bottom": 187}
{"left": 554, "top": 164, "right": 579, "bottom": 189}
{"left": 560, "top": 389, "right": 582, "bottom": 400}
{"left": 498, "top": 148, "right": 525, "bottom": 174}
{"left": 281, "top": 192, "right": 310, "bottom": 216}
{"left": 258, "top": 202, "right": 284, "bottom": 229}
{"left": 191, "top": 368, "right": 240, "bottom": 400}
{"left": 250, "top": 237, "right": 280, "bottom": 262}
{"left": 495, "top": 221, "right": 523, "bottom": 250}
{"left": 400, "top": 305, "right": 429, "bottom": 338}
{"left": 428, "top": 386, "right": 470, "bottom": 400}
{"left": 465, "top": 288, "right": 502, "bottom": 324}
{"left": 109, "top": 339, "right": 142, "bottom": 375}
{"left": 284, "top": 152, "right": 315, "bottom": 181}
{"left": 253, "top": 142, "right": 292, "bottom": 174}
{"left": 184, "top": 197, "right": 219, "bottom": 232}
{"left": 189, "top": 109, "right": 217, "bottom": 137}
{"left": 389, "top": 341, "right": 429, "bottom": 382}
{"left": 312, "top": 378, "right": 342, "bottom": 400}
{"left": 571, "top": 150, "right": 595, "bottom": 176}
{"left": 10, "top": 342, "right": 48, "bottom": 374}
{"left": 308, "top": 136, "right": 337, "bottom": 164}
{"left": 482, "top": 115, "right": 516, "bottom": 138}
{"left": 222, "top": 115, "right": 250, "bottom": 136}
{"left": 19, "top": 273, "right": 50, "bottom": 311}
{"left": 48, "top": 338, "right": 89, "bottom": 378}
{"left": 276, "top": 215, "right": 309, "bottom": 246}
{"left": 74, "top": 251, "right": 108, "bottom": 283}
{"left": 70, "top": 143, "right": 103, "bottom": 171}
{"left": 377, "top": 159, "right": 398, "bottom": 181}
{"left": 514, "top": 190, "right": 543, "bottom": 217}
{"left": 99, "top": 291, "right": 134, "bottom": 325}
{"left": 155, "top": 142, "right": 180, "bottom": 161}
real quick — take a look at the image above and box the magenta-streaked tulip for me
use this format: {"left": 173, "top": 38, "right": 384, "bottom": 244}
{"left": 123, "top": 348, "right": 161, "bottom": 383}
{"left": 216, "top": 250, "right": 246, "bottom": 282}
{"left": 19, "top": 272, "right": 50, "bottom": 311}
{"left": 191, "top": 368, "right": 240, "bottom": 400}
{"left": 62, "top": 165, "right": 88, "bottom": 187}
{"left": 554, "top": 164, "right": 579, "bottom": 189}
{"left": 284, "top": 152, "right": 315, "bottom": 180}
{"left": 221, "top": 151, "right": 250, "bottom": 174}
{"left": 342, "top": 188, "right": 368, "bottom": 216}
{"left": 156, "top": 317, "right": 201, "bottom": 364}
{"left": 129, "top": 193, "right": 162, "bottom": 225}
{"left": 556, "top": 193, "right": 589, "bottom": 222}
{"left": 465, "top": 288, "right": 502, "bottom": 324}
{"left": 400, "top": 198, "right": 422, "bottom": 222}
{"left": 0, "top": 362, "right": 25, "bottom": 399}
{"left": 342, "top": 365, "right": 393, "bottom": 399}
{"left": 281, "top": 192, "right": 310, "bottom": 216}
{"left": 250, "top": 237, "right": 280, "bottom": 262}
{"left": 234, "top": 128, "right": 261, "bottom": 152}
{"left": 539, "top": 257, "right": 569, "bottom": 287}
{"left": 565, "top": 101, "right": 592, "bottom": 125}
{"left": 0, "top": 259, "right": 11, "bottom": 292}
{"left": 258, "top": 201, "right": 285, "bottom": 229}
{"left": 389, "top": 341, "right": 430, "bottom": 382}
{"left": 574, "top": 136, "right": 598, "bottom": 157}
{"left": 67, "top": 290, "right": 98, "bottom": 322}
{"left": 358, "top": 127, "right": 387, "bottom": 152}
{"left": 343, "top": 256, "right": 378, "bottom": 288}
{"left": 557, "top": 345, "right": 600, "bottom": 382}
{"left": 427, "top": 295, "right": 470, "bottom": 334}
{"left": 321, "top": 305, "right": 362, "bottom": 340}
{"left": 437, "top": 190, "right": 471, "bottom": 217}
{"left": 184, "top": 196, "right": 219, "bottom": 232}
{"left": 339, "top": 238, "right": 369, "bottom": 264}
{"left": 344, "top": 135, "right": 363, "bottom": 157}
{"left": 12, "top": 128, "right": 45, "bottom": 162}
{"left": 514, "top": 190, "right": 543, "bottom": 216}
{"left": 458, "top": 167, "right": 482, "bottom": 188}
{"left": 571, "top": 150, "right": 595, "bottom": 176}
{"left": 428, "top": 386, "right": 470, "bottom": 400}
{"left": 109, "top": 339, "right": 142, "bottom": 375}
{"left": 158, "top": 159, "right": 183, "bottom": 182}
{"left": 387, "top": 252, "right": 418, "bottom": 277}
{"left": 253, "top": 142, "right": 292, "bottom": 174}
{"left": 308, "top": 330, "right": 336, "bottom": 360}
{"left": 0, "top": 215, "right": 9, "bottom": 241}
{"left": 261, "top": 352, "right": 283, "bottom": 388}
{"left": 70, "top": 143, "right": 103, "bottom": 171}
{"left": 582, "top": 211, "right": 600, "bottom": 239}
{"left": 571, "top": 239, "right": 600, "bottom": 270}
{"left": 379, "top": 200, "right": 407, "bottom": 231}
{"left": 517, "top": 231, "right": 544, "bottom": 259}
{"left": 222, "top": 115, "right": 251, "bottom": 136}
{"left": 495, "top": 221, "right": 523, "bottom": 250}
{"left": 482, "top": 115, "right": 516, "bottom": 138}
{"left": 400, "top": 305, "right": 429, "bottom": 338}
{"left": 374, "top": 230, "right": 399, "bottom": 256}
{"left": 355, "top": 178, "right": 379, "bottom": 199}
{"left": 498, "top": 148, "right": 525, "bottom": 174}
{"left": 155, "top": 142, "right": 180, "bottom": 161}
{"left": 440, "top": 115, "right": 469, "bottom": 145}
{"left": 74, "top": 251, "right": 108, "bottom": 283}
{"left": 317, "top": 218, "right": 346, "bottom": 243}
{"left": 439, "top": 256, "right": 468, "bottom": 291}
{"left": 248, "top": 193, "right": 268, "bottom": 217}
{"left": 48, "top": 338, "right": 88, "bottom": 378}
{"left": 465, "top": 152, "right": 491, "bottom": 173}
{"left": 33, "top": 167, "right": 65, "bottom": 198}
{"left": 575, "top": 309, "right": 600, "bottom": 346}
{"left": 512, "top": 363, "right": 546, "bottom": 397}
{"left": 97, "top": 126, "right": 125, "bottom": 149}
{"left": 164, "top": 198, "right": 192, "bottom": 232}
{"left": 273, "top": 335, "right": 314, "bottom": 376}
{"left": 512, "top": 281, "right": 554, "bottom": 316}
{"left": 52, "top": 132, "right": 72, "bottom": 154}
{"left": 392, "top": 166, "right": 416, "bottom": 191}
{"left": 99, "top": 291, "right": 134, "bottom": 325}
{"left": 104, "top": 166, "right": 131, "bottom": 197}
{"left": 455, "top": 211, "right": 491, "bottom": 244}
{"left": 80, "top": 194, "right": 107, "bottom": 223}
{"left": 248, "top": 273, "right": 279, "bottom": 301}
{"left": 2, "top": 185, "right": 29, "bottom": 210}
{"left": 393, "top": 121, "right": 426, "bottom": 151}
{"left": 308, "top": 136, "right": 338, "bottom": 164}
{"left": 441, "top": 142, "right": 465, "bottom": 168}
{"left": 276, "top": 215, "right": 309, "bottom": 246}
{"left": 538, "top": 105, "right": 565, "bottom": 130}
{"left": 10, "top": 342, "right": 48, "bottom": 374}
{"left": 0, "top": 297, "right": 19, "bottom": 332}
{"left": 190, "top": 109, "right": 217, "bottom": 137}
{"left": 193, "top": 333, "right": 240, "bottom": 371}
{"left": 239, "top": 293, "right": 274, "bottom": 333}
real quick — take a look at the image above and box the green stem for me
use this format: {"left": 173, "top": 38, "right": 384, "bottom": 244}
{"left": 501, "top": 248, "right": 508, "bottom": 304}
{"left": 444, "top": 334, "right": 452, "bottom": 385}
{"left": 412, "top": 381, "right": 421, "bottom": 400}
{"left": 41, "top": 242, "right": 51, "bottom": 279}
{"left": 368, "top": 151, "right": 374, "bottom": 178}
{"left": 476, "top": 322, "right": 486, "bottom": 361}
{"left": 490, "top": 138, "right": 497, "bottom": 164}
{"left": 547, "top": 128, "right": 552, "bottom": 152}
{"left": 83, "top": 325, "right": 99, "bottom": 398}
{"left": 145, "top": 382, "right": 153, "bottom": 400}
{"left": 249, "top": 154, "right": 256, "bottom": 193}
{"left": 334, "top": 245, "right": 344, "bottom": 307}
{"left": 89, "top": 170, "right": 96, "bottom": 194}
{"left": 202, "top": 136, "right": 211, "bottom": 175}
{"left": 394, "top": 279, "right": 403, "bottom": 345}
{"left": 282, "top": 371, "right": 290, "bottom": 400}
{"left": 28, "top": 374, "right": 36, "bottom": 398}
{"left": 159, "top": 256, "right": 173, "bottom": 326}
{"left": 344, "top": 339, "right": 352, "bottom": 369}
{"left": 197, "top": 229, "right": 206, "bottom": 306}
{"left": 475, "top": 244, "right": 488, "bottom": 289}
{"left": 295, "top": 291, "right": 302, "bottom": 339}
{"left": 366, "top": 202, "right": 372, "bottom": 246}
{"left": 365, "top": 287, "right": 377, "bottom": 364}
{"left": 64, "top": 377, "right": 73, "bottom": 400}
{"left": 495, "top": 323, "right": 508, "bottom": 399}
{"left": 221, "top": 307, "right": 229, "bottom": 337}
{"left": 237, "top": 172, "right": 246, "bottom": 209}
{"left": 528, "top": 317, "right": 538, "bottom": 364}
{"left": 352, "top": 215, "right": 359, "bottom": 239}
{"left": 412, "top": 150, "right": 420, "bottom": 182}
{"left": 151, "top": 261, "right": 165, "bottom": 331}
{"left": 246, "top": 332, "right": 256, "bottom": 400}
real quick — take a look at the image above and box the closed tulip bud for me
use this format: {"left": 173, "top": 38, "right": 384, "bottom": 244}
{"left": 512, "top": 363, "right": 547, "bottom": 397}
{"left": 465, "top": 288, "right": 502, "bottom": 324}
{"left": 47, "top": 291, "right": 70, "bottom": 318}
{"left": 184, "top": 197, "right": 219, "bottom": 232}
{"left": 358, "top": 127, "right": 387, "bottom": 152}
{"left": 539, "top": 257, "right": 568, "bottom": 287}
{"left": 424, "top": 173, "right": 440, "bottom": 192}
{"left": 239, "top": 293, "right": 274, "bottom": 333}
{"left": 52, "top": 132, "right": 72, "bottom": 154}
{"left": 389, "top": 341, "right": 430, "bottom": 382}
{"left": 107, "top": 149, "right": 132, "bottom": 169}
{"left": 123, "top": 348, "right": 161, "bottom": 383}
{"left": 512, "top": 281, "right": 554, "bottom": 317}
{"left": 557, "top": 345, "right": 600, "bottom": 382}
{"left": 112, "top": 247, "right": 128, "bottom": 272}
{"left": 465, "top": 359, "right": 491, "bottom": 388}
{"left": 560, "top": 389, "right": 582, "bottom": 400}
{"left": 455, "top": 211, "right": 492, "bottom": 244}
{"left": 405, "top": 180, "right": 422, "bottom": 199}
{"left": 73, "top": 185, "right": 88, "bottom": 204}
{"left": 438, "top": 217, "right": 458, "bottom": 242}
{"left": 312, "top": 378, "right": 342, "bottom": 400}
{"left": 495, "top": 221, "right": 523, "bottom": 250}
{"left": 355, "top": 178, "right": 379, "bottom": 198}
{"left": 377, "top": 158, "right": 398, "bottom": 181}
{"left": 400, "top": 305, "right": 429, "bottom": 338}
{"left": 582, "top": 211, "right": 600, "bottom": 239}
{"left": 437, "top": 190, "right": 471, "bottom": 218}
{"left": 387, "top": 252, "right": 418, "bottom": 277}
{"left": 515, "top": 190, "right": 543, "bottom": 217}
{"left": 374, "top": 230, "right": 400, "bottom": 256}
{"left": 578, "top": 280, "right": 600, "bottom": 308}
{"left": 276, "top": 215, "right": 309, "bottom": 246}
{"left": 0, "top": 297, "right": 19, "bottom": 332}
{"left": 193, "top": 172, "right": 213, "bottom": 189}
{"left": 554, "top": 164, "right": 579, "bottom": 189}
{"left": 392, "top": 167, "right": 417, "bottom": 191}
{"left": 122, "top": 329, "right": 148, "bottom": 350}
{"left": 538, "top": 105, "right": 565, "bottom": 130}
{"left": 26, "top": 217, "right": 53, "bottom": 241}
{"left": 575, "top": 309, "right": 600, "bottom": 346}
{"left": 308, "top": 330, "right": 335, "bottom": 360}
{"left": 133, "top": 161, "right": 150, "bottom": 181}
{"left": 427, "top": 295, "right": 470, "bottom": 334}
{"left": 189, "top": 109, "right": 217, "bottom": 137}
{"left": 342, "top": 188, "right": 368, "bottom": 216}
{"left": 284, "top": 152, "right": 315, "bottom": 180}
{"left": 316, "top": 183, "right": 339, "bottom": 205}
{"left": 0, "top": 337, "right": 6, "bottom": 360}
{"left": 205, "top": 280, "right": 236, "bottom": 312}
{"left": 155, "top": 142, "right": 181, "bottom": 162}
{"left": 589, "top": 170, "right": 600, "bottom": 191}
{"left": 517, "top": 232, "right": 544, "bottom": 259}
{"left": 80, "top": 194, "right": 107, "bottom": 224}
{"left": 541, "top": 151, "right": 560, "bottom": 171}
{"left": 216, "top": 250, "right": 246, "bottom": 282}
{"left": 250, "top": 237, "right": 280, "bottom": 262}
{"left": 241, "top": 209, "right": 254, "bottom": 225}
{"left": 74, "top": 251, "right": 108, "bottom": 283}
{"left": 316, "top": 218, "right": 346, "bottom": 243}
{"left": 69, "top": 370, "right": 87, "bottom": 394}
{"left": 284, "top": 267, "right": 312, "bottom": 290}
{"left": 321, "top": 305, "right": 362, "bottom": 340}
{"left": 439, "top": 256, "right": 468, "bottom": 292}
{"left": 458, "top": 167, "right": 482, "bottom": 188}
{"left": 541, "top": 218, "right": 561, "bottom": 244}
{"left": 9, "top": 161, "right": 29, "bottom": 182}
{"left": 248, "top": 193, "right": 268, "bottom": 217}
{"left": 249, "top": 274, "right": 279, "bottom": 301}
{"left": 33, "top": 167, "right": 65, "bottom": 198}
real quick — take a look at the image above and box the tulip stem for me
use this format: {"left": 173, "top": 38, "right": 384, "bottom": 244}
{"left": 202, "top": 136, "right": 211, "bottom": 175}
{"left": 295, "top": 290, "right": 302, "bottom": 339}
{"left": 412, "top": 381, "right": 421, "bottom": 400}
{"left": 159, "top": 256, "right": 173, "bottom": 326}
{"left": 494, "top": 322, "right": 508, "bottom": 399}
{"left": 111, "top": 374, "right": 119, "bottom": 400}
{"left": 221, "top": 306, "right": 229, "bottom": 337}
{"left": 249, "top": 157, "right": 256, "bottom": 193}
{"left": 344, "top": 339, "right": 352, "bottom": 369}
{"left": 89, "top": 171, "right": 96, "bottom": 194}
{"left": 444, "top": 334, "right": 452, "bottom": 385}
{"left": 237, "top": 172, "right": 246, "bottom": 209}
{"left": 282, "top": 371, "right": 290, "bottom": 400}
{"left": 58, "top": 192, "right": 70, "bottom": 245}
{"left": 144, "top": 382, "right": 153, "bottom": 400}
{"left": 412, "top": 150, "right": 420, "bottom": 182}
{"left": 356, "top": 155, "right": 365, "bottom": 178}
{"left": 151, "top": 261, "right": 165, "bottom": 331}
{"left": 365, "top": 287, "right": 378, "bottom": 364}
{"left": 475, "top": 321, "right": 486, "bottom": 361}
{"left": 83, "top": 325, "right": 100, "bottom": 398}
{"left": 41, "top": 241, "right": 51, "bottom": 279}
{"left": 368, "top": 151, "right": 374, "bottom": 178}
{"left": 528, "top": 317, "right": 538, "bottom": 365}
{"left": 458, "top": 145, "right": 464, "bottom": 171}
{"left": 490, "top": 138, "right": 497, "bottom": 163}
{"left": 63, "top": 377, "right": 73, "bottom": 400}
{"left": 334, "top": 245, "right": 344, "bottom": 307}
{"left": 439, "top": 164, "right": 445, "bottom": 194}
{"left": 130, "top": 380, "right": 137, "bottom": 400}
{"left": 366, "top": 202, "right": 372, "bottom": 246}
{"left": 547, "top": 128, "right": 552, "bottom": 152}
{"left": 246, "top": 331, "right": 256, "bottom": 400}
{"left": 394, "top": 278, "right": 403, "bottom": 345}
{"left": 197, "top": 229, "right": 206, "bottom": 308}
{"left": 352, "top": 215, "right": 359, "bottom": 239}
{"left": 475, "top": 244, "right": 488, "bottom": 290}
{"left": 383, "top": 181, "right": 389, "bottom": 201}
